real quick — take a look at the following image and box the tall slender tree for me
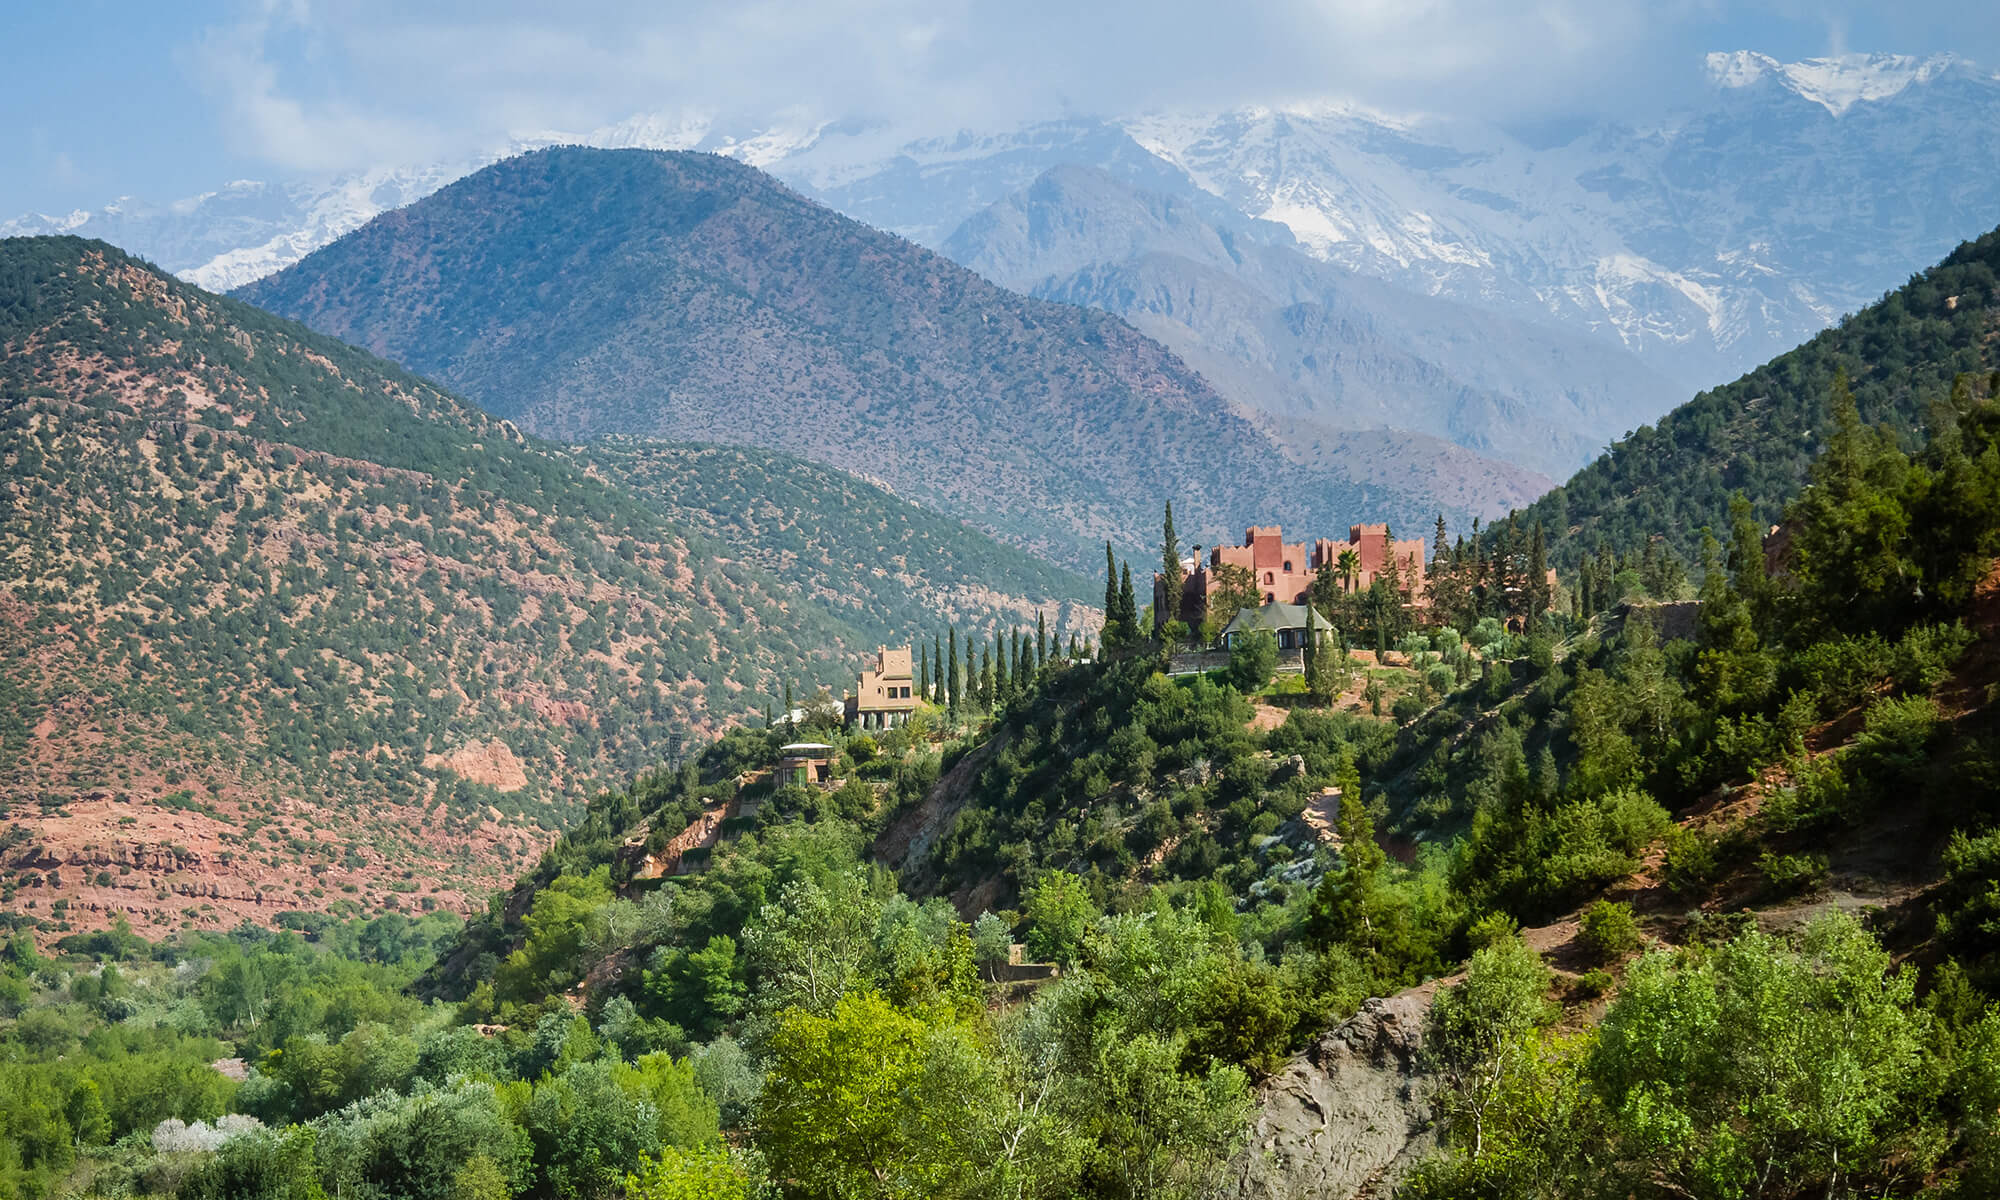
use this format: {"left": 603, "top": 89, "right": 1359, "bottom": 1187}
{"left": 1158, "top": 501, "right": 1184, "bottom": 634}
{"left": 1016, "top": 631, "right": 1032, "bottom": 692}
{"left": 1526, "top": 522, "right": 1551, "bottom": 629}
{"left": 947, "top": 629, "right": 962, "bottom": 714}
{"left": 917, "top": 644, "right": 930, "bottom": 701}
{"left": 932, "top": 634, "right": 946, "bottom": 705}
{"left": 994, "top": 628, "right": 1011, "bottom": 699}
{"left": 1036, "top": 611, "right": 1048, "bottom": 668}
{"left": 1103, "top": 542, "right": 1122, "bottom": 646}
{"left": 1118, "top": 563, "right": 1138, "bottom": 640}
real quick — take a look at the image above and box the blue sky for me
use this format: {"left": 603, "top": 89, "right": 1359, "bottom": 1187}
{"left": 6, "top": 0, "right": 1996, "bottom": 218}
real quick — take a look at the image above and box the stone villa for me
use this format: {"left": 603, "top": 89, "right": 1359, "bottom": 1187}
{"left": 1157, "top": 524, "right": 1428, "bottom": 630}
{"left": 845, "top": 645, "right": 918, "bottom": 729}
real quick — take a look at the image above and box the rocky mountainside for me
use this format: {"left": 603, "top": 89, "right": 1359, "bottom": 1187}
{"left": 238, "top": 147, "right": 1516, "bottom": 564}
{"left": 0, "top": 236, "right": 1089, "bottom": 937}
{"left": 944, "top": 164, "right": 1677, "bottom": 476}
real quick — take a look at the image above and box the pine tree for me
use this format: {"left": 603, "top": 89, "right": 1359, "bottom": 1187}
{"left": 1526, "top": 522, "right": 1550, "bottom": 630}
{"left": 1158, "top": 501, "right": 1184, "bottom": 634}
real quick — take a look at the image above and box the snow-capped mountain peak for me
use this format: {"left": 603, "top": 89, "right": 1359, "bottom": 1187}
{"left": 1704, "top": 50, "right": 1960, "bottom": 116}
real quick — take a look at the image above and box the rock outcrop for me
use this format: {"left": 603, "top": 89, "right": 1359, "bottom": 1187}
{"left": 1223, "top": 986, "right": 1440, "bottom": 1199}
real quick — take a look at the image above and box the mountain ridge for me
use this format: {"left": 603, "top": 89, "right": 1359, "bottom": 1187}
{"left": 237, "top": 146, "right": 1508, "bottom": 565}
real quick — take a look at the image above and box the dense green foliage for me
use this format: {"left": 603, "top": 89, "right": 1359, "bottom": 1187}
{"left": 1525, "top": 223, "right": 2000, "bottom": 571}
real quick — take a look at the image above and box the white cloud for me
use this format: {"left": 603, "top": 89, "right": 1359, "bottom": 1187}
{"left": 176, "top": 0, "right": 1994, "bottom": 175}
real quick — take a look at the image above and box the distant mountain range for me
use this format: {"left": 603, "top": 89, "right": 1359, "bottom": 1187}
{"left": 238, "top": 148, "right": 1539, "bottom": 564}
{"left": 11, "top": 51, "right": 1996, "bottom": 428}
{"left": 943, "top": 164, "right": 1676, "bottom": 478}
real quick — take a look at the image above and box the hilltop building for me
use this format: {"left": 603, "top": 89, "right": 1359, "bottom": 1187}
{"left": 1157, "top": 524, "right": 1428, "bottom": 631}
{"left": 845, "top": 645, "right": 918, "bottom": 729}
{"left": 1219, "top": 602, "right": 1334, "bottom": 650}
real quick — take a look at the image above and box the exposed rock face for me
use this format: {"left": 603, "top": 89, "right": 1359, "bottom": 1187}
{"left": 1223, "top": 987, "right": 1440, "bottom": 1200}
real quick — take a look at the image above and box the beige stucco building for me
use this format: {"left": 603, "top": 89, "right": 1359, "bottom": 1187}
{"left": 845, "top": 645, "right": 918, "bottom": 729}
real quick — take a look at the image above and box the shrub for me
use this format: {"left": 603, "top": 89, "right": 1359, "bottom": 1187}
{"left": 1852, "top": 694, "right": 1941, "bottom": 793}
{"left": 1889, "top": 622, "right": 1973, "bottom": 694}
{"left": 1577, "top": 901, "right": 1641, "bottom": 964}
{"left": 1573, "top": 968, "right": 1615, "bottom": 998}
{"left": 1758, "top": 851, "right": 1829, "bottom": 898}
{"left": 1228, "top": 630, "right": 1278, "bottom": 693}
{"left": 1793, "top": 634, "right": 1891, "bottom": 715}
{"left": 1761, "top": 753, "right": 1853, "bottom": 834}
{"left": 1662, "top": 827, "right": 1720, "bottom": 897}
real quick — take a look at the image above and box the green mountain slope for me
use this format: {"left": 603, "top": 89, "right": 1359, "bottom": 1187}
{"left": 1528, "top": 224, "right": 2000, "bottom": 569}
{"left": 238, "top": 147, "right": 1466, "bottom": 565}
{"left": 586, "top": 440, "right": 1097, "bottom": 641}
{"left": 0, "top": 237, "right": 1085, "bottom": 938}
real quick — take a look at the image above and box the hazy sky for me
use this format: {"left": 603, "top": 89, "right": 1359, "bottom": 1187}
{"left": 5, "top": 0, "right": 1995, "bottom": 216}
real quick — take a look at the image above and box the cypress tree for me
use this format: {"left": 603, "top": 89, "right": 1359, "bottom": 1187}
{"left": 1015, "top": 630, "right": 1031, "bottom": 691}
{"left": 933, "top": 634, "right": 946, "bottom": 704}
{"left": 947, "top": 629, "right": 961, "bottom": 713}
{"left": 1159, "top": 501, "right": 1184, "bottom": 634}
{"left": 917, "top": 644, "right": 930, "bottom": 700}
{"left": 1069, "top": 632, "right": 1079, "bottom": 660}
{"left": 783, "top": 681, "right": 796, "bottom": 737}
{"left": 1036, "top": 611, "right": 1048, "bottom": 668}
{"left": 994, "top": 629, "right": 1011, "bottom": 699}
{"left": 1103, "top": 542, "right": 1121, "bottom": 646}
{"left": 979, "top": 648, "right": 994, "bottom": 708}
{"left": 1118, "top": 563, "right": 1137, "bottom": 637}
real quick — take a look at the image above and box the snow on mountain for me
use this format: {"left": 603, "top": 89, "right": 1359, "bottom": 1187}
{"left": 12, "top": 50, "right": 1999, "bottom": 413}
{"left": 1705, "top": 50, "right": 1962, "bottom": 116}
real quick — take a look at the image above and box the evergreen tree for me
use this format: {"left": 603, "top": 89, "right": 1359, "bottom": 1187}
{"left": 917, "top": 644, "right": 930, "bottom": 701}
{"left": 947, "top": 629, "right": 961, "bottom": 714}
{"left": 1016, "top": 631, "right": 1032, "bottom": 691}
{"left": 1103, "top": 542, "right": 1121, "bottom": 646}
{"left": 1726, "top": 492, "right": 1771, "bottom": 631}
{"left": 978, "top": 648, "right": 994, "bottom": 709}
{"left": 1118, "top": 563, "right": 1138, "bottom": 639}
{"left": 1036, "top": 611, "right": 1048, "bottom": 669}
{"left": 932, "top": 634, "right": 946, "bottom": 705}
{"left": 1068, "top": 632, "right": 1079, "bottom": 660}
{"left": 993, "top": 629, "right": 1010, "bottom": 700}
{"left": 783, "top": 681, "right": 796, "bottom": 738}
{"left": 1158, "top": 501, "right": 1184, "bottom": 634}
{"left": 1526, "top": 522, "right": 1551, "bottom": 630}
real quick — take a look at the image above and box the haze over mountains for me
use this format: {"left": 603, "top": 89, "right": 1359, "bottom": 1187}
{"left": 12, "top": 52, "right": 1999, "bottom": 474}
{"left": 239, "top": 147, "right": 1539, "bottom": 565}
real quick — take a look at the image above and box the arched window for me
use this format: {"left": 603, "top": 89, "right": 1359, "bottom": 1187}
{"left": 1265, "top": 592, "right": 1275, "bottom": 603}
{"left": 1284, "top": 560, "right": 1293, "bottom": 572}
{"left": 1264, "top": 571, "right": 1275, "bottom": 585}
